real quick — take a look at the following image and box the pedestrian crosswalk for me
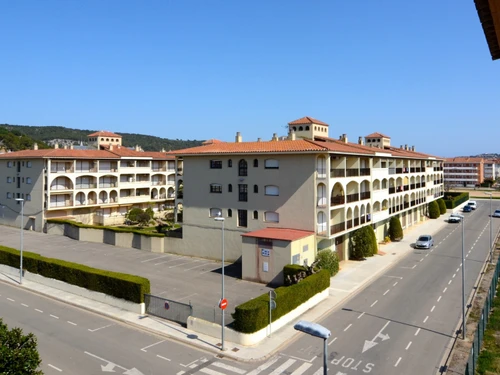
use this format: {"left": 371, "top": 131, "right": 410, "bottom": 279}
{"left": 177, "top": 355, "right": 329, "bottom": 375}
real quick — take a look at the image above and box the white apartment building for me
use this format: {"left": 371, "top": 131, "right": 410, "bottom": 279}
{"left": 171, "top": 117, "right": 444, "bottom": 283}
{"left": 0, "top": 131, "right": 179, "bottom": 232}
{"left": 484, "top": 159, "right": 497, "bottom": 181}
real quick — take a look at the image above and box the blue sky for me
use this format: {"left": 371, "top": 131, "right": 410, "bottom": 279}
{"left": 1, "top": 1, "right": 498, "bottom": 157}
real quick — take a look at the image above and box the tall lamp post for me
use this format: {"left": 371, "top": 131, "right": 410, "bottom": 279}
{"left": 461, "top": 213, "right": 466, "bottom": 339}
{"left": 294, "top": 320, "right": 331, "bottom": 375}
{"left": 486, "top": 192, "right": 493, "bottom": 263}
{"left": 15, "top": 198, "right": 24, "bottom": 285}
{"left": 214, "top": 214, "right": 225, "bottom": 351}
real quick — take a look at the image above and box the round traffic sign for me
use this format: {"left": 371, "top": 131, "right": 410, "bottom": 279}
{"left": 219, "top": 298, "right": 228, "bottom": 310}
{"left": 164, "top": 301, "right": 170, "bottom": 310}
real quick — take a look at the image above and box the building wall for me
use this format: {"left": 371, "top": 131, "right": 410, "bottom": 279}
{"left": 0, "top": 158, "right": 45, "bottom": 232}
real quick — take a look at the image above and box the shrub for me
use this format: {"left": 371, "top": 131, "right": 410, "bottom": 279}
{"left": 443, "top": 192, "right": 469, "bottom": 209}
{"left": 367, "top": 226, "right": 378, "bottom": 255}
{"left": 389, "top": 216, "right": 403, "bottom": 241}
{"left": 437, "top": 198, "right": 447, "bottom": 215}
{"left": 145, "top": 207, "right": 154, "bottom": 220}
{"left": 137, "top": 212, "right": 151, "bottom": 226}
{"left": 316, "top": 249, "right": 339, "bottom": 276}
{"left": 283, "top": 264, "right": 307, "bottom": 285}
{"left": 126, "top": 208, "right": 144, "bottom": 223}
{"left": 428, "top": 200, "right": 440, "bottom": 219}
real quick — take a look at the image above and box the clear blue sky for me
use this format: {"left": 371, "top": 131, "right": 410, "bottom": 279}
{"left": 1, "top": 1, "right": 498, "bottom": 157}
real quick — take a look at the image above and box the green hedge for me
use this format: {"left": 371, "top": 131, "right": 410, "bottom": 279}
{"left": 283, "top": 264, "right": 306, "bottom": 285}
{"left": 0, "top": 245, "right": 150, "bottom": 303}
{"left": 47, "top": 219, "right": 164, "bottom": 237}
{"left": 443, "top": 192, "right": 469, "bottom": 209}
{"left": 232, "top": 269, "right": 330, "bottom": 333}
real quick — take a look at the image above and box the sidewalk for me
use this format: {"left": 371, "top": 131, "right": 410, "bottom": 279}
{"left": 0, "top": 212, "right": 456, "bottom": 362}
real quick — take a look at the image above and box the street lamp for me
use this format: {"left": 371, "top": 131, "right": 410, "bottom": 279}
{"left": 486, "top": 192, "right": 493, "bottom": 263}
{"left": 214, "top": 213, "right": 225, "bottom": 351}
{"left": 15, "top": 198, "right": 24, "bottom": 285}
{"left": 294, "top": 320, "right": 331, "bottom": 375}
{"left": 461, "top": 213, "right": 466, "bottom": 340}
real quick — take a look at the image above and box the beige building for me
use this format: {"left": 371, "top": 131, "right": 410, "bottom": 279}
{"left": 443, "top": 157, "right": 484, "bottom": 188}
{"left": 0, "top": 131, "right": 178, "bottom": 232}
{"left": 172, "top": 117, "right": 444, "bottom": 283}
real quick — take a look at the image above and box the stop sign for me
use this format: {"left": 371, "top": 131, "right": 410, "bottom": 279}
{"left": 219, "top": 298, "right": 228, "bottom": 310}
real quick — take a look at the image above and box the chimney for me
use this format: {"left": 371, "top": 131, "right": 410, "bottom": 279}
{"left": 257, "top": 138, "right": 262, "bottom": 142}
{"left": 405, "top": 144, "right": 408, "bottom": 150}
{"left": 411, "top": 146, "right": 415, "bottom": 152}
{"left": 289, "top": 129, "right": 296, "bottom": 141}
{"left": 342, "top": 134, "right": 348, "bottom": 143}
{"left": 358, "top": 136, "right": 364, "bottom": 145}
{"left": 161, "top": 148, "right": 165, "bottom": 152}
{"left": 70, "top": 144, "right": 74, "bottom": 150}
{"left": 235, "top": 132, "right": 242, "bottom": 143}
{"left": 272, "top": 133, "right": 278, "bottom": 141}
{"left": 54, "top": 143, "right": 59, "bottom": 149}
{"left": 63, "top": 145, "right": 68, "bottom": 149}
{"left": 109, "top": 144, "right": 113, "bottom": 151}
{"left": 33, "top": 143, "right": 38, "bottom": 150}
{"left": 135, "top": 145, "right": 140, "bottom": 151}
{"left": 400, "top": 145, "right": 403, "bottom": 149}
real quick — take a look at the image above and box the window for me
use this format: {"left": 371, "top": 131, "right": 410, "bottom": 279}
{"left": 228, "top": 184, "right": 232, "bottom": 192}
{"left": 22, "top": 161, "right": 25, "bottom": 166}
{"left": 7, "top": 161, "right": 12, "bottom": 168}
{"left": 303, "top": 244, "right": 309, "bottom": 252}
{"left": 254, "top": 185, "right": 258, "bottom": 193}
{"left": 253, "top": 159, "right": 258, "bottom": 167}
{"left": 228, "top": 209, "right": 232, "bottom": 217}
{"left": 239, "top": 184, "right": 248, "bottom": 202}
{"left": 228, "top": 159, "right": 232, "bottom": 168}
{"left": 253, "top": 210, "right": 258, "bottom": 219}
{"left": 238, "top": 159, "right": 248, "bottom": 176}
{"left": 292, "top": 254, "right": 300, "bottom": 265}
{"left": 238, "top": 209, "right": 247, "bottom": 227}
{"left": 264, "top": 159, "right": 279, "bottom": 169}
{"left": 210, "top": 208, "right": 222, "bottom": 217}
{"left": 22, "top": 177, "right": 25, "bottom": 183}
{"left": 210, "top": 184, "right": 222, "bottom": 193}
{"left": 7, "top": 177, "right": 11, "bottom": 183}
{"left": 265, "top": 185, "right": 279, "bottom": 196}
{"left": 6, "top": 192, "right": 11, "bottom": 199}
{"left": 264, "top": 211, "right": 279, "bottom": 222}
{"left": 26, "top": 194, "right": 31, "bottom": 201}
{"left": 210, "top": 160, "right": 222, "bottom": 169}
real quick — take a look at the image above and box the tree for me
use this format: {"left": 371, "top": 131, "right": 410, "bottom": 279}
{"left": 389, "top": 216, "right": 403, "bottom": 241}
{"left": 367, "top": 225, "right": 378, "bottom": 255}
{"left": 0, "top": 318, "right": 43, "bottom": 374}
{"left": 137, "top": 212, "right": 151, "bottom": 227}
{"left": 125, "top": 208, "right": 144, "bottom": 224}
{"left": 316, "top": 249, "right": 339, "bottom": 276}
{"left": 428, "top": 201, "right": 440, "bottom": 219}
{"left": 350, "top": 226, "right": 376, "bottom": 260}
{"left": 145, "top": 207, "right": 154, "bottom": 220}
{"left": 437, "top": 198, "right": 447, "bottom": 215}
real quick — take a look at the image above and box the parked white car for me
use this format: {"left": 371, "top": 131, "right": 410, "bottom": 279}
{"left": 448, "top": 213, "right": 464, "bottom": 223}
{"left": 467, "top": 201, "right": 477, "bottom": 210}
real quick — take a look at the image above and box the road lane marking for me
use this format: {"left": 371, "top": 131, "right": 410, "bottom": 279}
{"left": 382, "top": 275, "right": 403, "bottom": 279}
{"left": 247, "top": 357, "right": 280, "bottom": 375}
{"left": 35, "top": 309, "right": 43, "bottom": 313}
{"left": 437, "top": 296, "right": 442, "bottom": 302}
{"left": 460, "top": 263, "right": 463, "bottom": 266}
{"left": 423, "top": 316, "right": 429, "bottom": 323}
{"left": 48, "top": 364, "right": 62, "bottom": 372}
{"left": 453, "top": 274, "right": 456, "bottom": 278}
{"left": 419, "top": 259, "right": 424, "bottom": 262}
{"left": 157, "top": 355, "right": 171, "bottom": 362}
{"left": 290, "top": 362, "right": 312, "bottom": 375}
{"left": 395, "top": 357, "right": 402, "bottom": 367}
{"left": 269, "top": 359, "right": 296, "bottom": 375}
{"left": 328, "top": 337, "right": 337, "bottom": 346}
{"left": 393, "top": 281, "right": 398, "bottom": 286}
{"left": 358, "top": 312, "right": 365, "bottom": 319}
{"left": 443, "top": 287, "right": 447, "bottom": 293}
{"left": 415, "top": 328, "right": 421, "bottom": 336}
{"left": 456, "top": 268, "right": 459, "bottom": 272}
{"left": 212, "top": 362, "right": 245, "bottom": 374}
{"left": 7, "top": 298, "right": 14, "bottom": 302}
{"left": 169, "top": 261, "right": 195, "bottom": 269}
{"left": 184, "top": 262, "right": 212, "bottom": 271}
{"left": 383, "top": 289, "right": 390, "bottom": 296}
{"left": 67, "top": 321, "right": 77, "bottom": 325}
{"left": 88, "top": 324, "right": 114, "bottom": 332}
{"left": 371, "top": 300, "right": 378, "bottom": 307}
{"left": 344, "top": 324, "right": 352, "bottom": 331}
{"left": 21, "top": 303, "right": 29, "bottom": 307}
{"left": 50, "top": 315, "right": 59, "bottom": 319}
{"left": 199, "top": 368, "right": 225, "bottom": 375}
{"left": 140, "top": 340, "right": 166, "bottom": 352}
{"left": 406, "top": 342, "right": 412, "bottom": 350}
{"left": 431, "top": 306, "right": 436, "bottom": 312}
{"left": 448, "top": 280, "right": 452, "bottom": 285}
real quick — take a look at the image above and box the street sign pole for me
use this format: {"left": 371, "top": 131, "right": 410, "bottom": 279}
{"left": 269, "top": 290, "right": 276, "bottom": 337}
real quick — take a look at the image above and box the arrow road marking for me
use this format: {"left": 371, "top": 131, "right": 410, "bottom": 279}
{"left": 362, "top": 321, "right": 391, "bottom": 353}
{"left": 84, "top": 351, "right": 144, "bottom": 375}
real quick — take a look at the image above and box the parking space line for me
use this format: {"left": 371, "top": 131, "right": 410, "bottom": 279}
{"left": 154, "top": 258, "right": 187, "bottom": 266}
{"left": 169, "top": 261, "right": 197, "bottom": 269}
{"left": 141, "top": 255, "right": 170, "bottom": 263}
{"left": 184, "top": 262, "right": 213, "bottom": 271}
{"left": 200, "top": 267, "right": 221, "bottom": 274}
{"left": 177, "top": 293, "right": 198, "bottom": 301}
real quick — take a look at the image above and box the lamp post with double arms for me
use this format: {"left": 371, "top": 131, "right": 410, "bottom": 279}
{"left": 214, "top": 214, "right": 225, "bottom": 351}
{"left": 15, "top": 198, "right": 24, "bottom": 284}
{"left": 461, "top": 213, "right": 466, "bottom": 339}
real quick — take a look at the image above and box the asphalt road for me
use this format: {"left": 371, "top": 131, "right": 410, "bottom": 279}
{"left": 0, "top": 226, "right": 271, "bottom": 323}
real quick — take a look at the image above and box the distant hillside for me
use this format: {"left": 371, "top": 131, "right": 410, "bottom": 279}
{"left": 0, "top": 124, "right": 204, "bottom": 152}
{"left": 0, "top": 127, "right": 50, "bottom": 151}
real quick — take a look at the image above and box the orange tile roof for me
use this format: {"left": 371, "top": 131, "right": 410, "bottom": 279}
{"left": 311, "top": 137, "right": 376, "bottom": 155}
{"left": 87, "top": 131, "right": 122, "bottom": 138}
{"left": 241, "top": 228, "right": 315, "bottom": 241}
{"left": 202, "top": 139, "right": 225, "bottom": 145}
{"left": 171, "top": 139, "right": 328, "bottom": 155}
{"left": 365, "top": 132, "right": 390, "bottom": 139}
{"left": 445, "top": 157, "right": 484, "bottom": 163}
{"left": 0, "top": 147, "right": 173, "bottom": 160}
{"left": 288, "top": 116, "right": 329, "bottom": 126}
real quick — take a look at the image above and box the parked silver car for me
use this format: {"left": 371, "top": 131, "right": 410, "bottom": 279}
{"left": 415, "top": 235, "right": 434, "bottom": 249}
{"left": 493, "top": 209, "right": 500, "bottom": 218}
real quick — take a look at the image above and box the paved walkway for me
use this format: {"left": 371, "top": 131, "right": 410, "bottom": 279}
{"left": 0, "top": 210, "right": 459, "bottom": 362}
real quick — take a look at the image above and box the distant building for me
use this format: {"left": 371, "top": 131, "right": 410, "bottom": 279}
{"left": 443, "top": 157, "right": 484, "bottom": 188}
{"left": 484, "top": 159, "right": 497, "bottom": 180}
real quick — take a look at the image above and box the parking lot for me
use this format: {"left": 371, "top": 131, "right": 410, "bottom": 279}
{"left": 0, "top": 226, "right": 272, "bottom": 324}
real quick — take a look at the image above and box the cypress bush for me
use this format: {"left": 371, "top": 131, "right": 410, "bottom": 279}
{"left": 437, "top": 198, "right": 447, "bottom": 215}
{"left": 350, "top": 226, "right": 377, "bottom": 259}
{"left": 389, "top": 216, "right": 403, "bottom": 241}
{"left": 428, "top": 201, "right": 440, "bottom": 219}
{"left": 316, "top": 249, "right": 339, "bottom": 276}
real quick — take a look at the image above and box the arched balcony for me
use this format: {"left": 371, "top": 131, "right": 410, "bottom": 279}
{"left": 50, "top": 176, "right": 73, "bottom": 191}
{"left": 331, "top": 182, "right": 345, "bottom": 206}
{"left": 346, "top": 181, "right": 359, "bottom": 203}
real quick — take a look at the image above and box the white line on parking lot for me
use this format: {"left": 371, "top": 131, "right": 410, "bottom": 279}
{"left": 35, "top": 309, "right": 43, "bottom": 313}
{"left": 156, "top": 355, "right": 171, "bottom": 362}
{"left": 358, "top": 312, "right": 365, "bottom": 319}
{"left": 370, "top": 300, "right": 378, "bottom": 307}
{"left": 48, "top": 364, "right": 62, "bottom": 372}
{"left": 423, "top": 316, "right": 429, "bottom": 323}
{"left": 169, "top": 261, "right": 196, "bottom": 269}
{"left": 184, "top": 262, "right": 213, "bottom": 271}
{"left": 406, "top": 341, "right": 412, "bottom": 350}
{"left": 344, "top": 324, "right": 352, "bottom": 331}
{"left": 383, "top": 289, "right": 390, "bottom": 296}
{"left": 140, "top": 340, "right": 166, "bottom": 352}
{"left": 328, "top": 337, "right": 337, "bottom": 346}
{"left": 415, "top": 328, "right": 421, "bottom": 336}
{"left": 431, "top": 305, "right": 435, "bottom": 312}
{"left": 393, "top": 281, "right": 398, "bottom": 286}
{"left": 177, "top": 293, "right": 198, "bottom": 301}
{"left": 394, "top": 357, "right": 402, "bottom": 367}
{"left": 141, "top": 255, "right": 170, "bottom": 263}
{"left": 437, "top": 296, "right": 442, "bottom": 302}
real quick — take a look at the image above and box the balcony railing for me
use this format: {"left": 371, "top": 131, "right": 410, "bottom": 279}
{"left": 51, "top": 185, "right": 72, "bottom": 191}
{"left": 330, "top": 169, "right": 345, "bottom": 178}
{"left": 346, "top": 193, "right": 359, "bottom": 203}
{"left": 389, "top": 187, "right": 395, "bottom": 194}
{"left": 316, "top": 168, "right": 327, "bottom": 178}
{"left": 353, "top": 217, "right": 359, "bottom": 227}
{"left": 76, "top": 167, "right": 97, "bottom": 173}
{"left": 331, "top": 222, "right": 345, "bottom": 235}
{"left": 76, "top": 183, "right": 97, "bottom": 189}
{"left": 388, "top": 168, "right": 396, "bottom": 175}
{"left": 152, "top": 167, "right": 167, "bottom": 172}
{"left": 360, "top": 191, "right": 371, "bottom": 200}
{"left": 151, "top": 181, "right": 166, "bottom": 186}
{"left": 51, "top": 168, "right": 74, "bottom": 173}
{"left": 49, "top": 200, "right": 73, "bottom": 208}
{"left": 346, "top": 168, "right": 359, "bottom": 177}
{"left": 360, "top": 168, "right": 370, "bottom": 176}
{"left": 410, "top": 184, "right": 416, "bottom": 190}
{"left": 403, "top": 185, "right": 409, "bottom": 191}
{"left": 396, "top": 168, "right": 403, "bottom": 174}
{"left": 99, "top": 183, "right": 117, "bottom": 188}
{"left": 331, "top": 196, "right": 345, "bottom": 206}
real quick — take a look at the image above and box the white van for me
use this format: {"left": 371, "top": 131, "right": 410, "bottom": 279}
{"left": 467, "top": 201, "right": 477, "bottom": 210}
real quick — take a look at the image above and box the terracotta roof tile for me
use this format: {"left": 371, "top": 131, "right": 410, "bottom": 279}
{"left": 202, "top": 139, "right": 225, "bottom": 145}
{"left": 0, "top": 147, "right": 173, "bottom": 160}
{"left": 241, "top": 228, "right": 315, "bottom": 241}
{"left": 445, "top": 157, "right": 484, "bottom": 163}
{"left": 87, "top": 131, "right": 122, "bottom": 138}
{"left": 365, "top": 132, "right": 390, "bottom": 139}
{"left": 288, "top": 116, "right": 329, "bottom": 126}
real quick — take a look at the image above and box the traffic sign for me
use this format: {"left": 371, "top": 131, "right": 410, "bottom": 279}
{"left": 164, "top": 301, "right": 170, "bottom": 310}
{"left": 219, "top": 298, "right": 228, "bottom": 310}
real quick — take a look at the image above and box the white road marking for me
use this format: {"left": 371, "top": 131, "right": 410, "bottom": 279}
{"left": 437, "top": 296, "right": 442, "bottom": 302}
{"left": 393, "top": 281, "right": 398, "bottom": 286}
{"left": 395, "top": 357, "right": 402, "bottom": 367}
{"left": 431, "top": 305, "right": 436, "bottom": 312}
{"left": 177, "top": 293, "right": 198, "bottom": 302}
{"left": 383, "top": 289, "right": 390, "bottom": 296}
{"left": 48, "top": 364, "right": 62, "bottom": 372}
{"left": 199, "top": 367, "right": 225, "bottom": 375}
{"left": 140, "top": 340, "right": 166, "bottom": 352}
{"left": 419, "top": 259, "right": 424, "bottom": 262}
{"left": 358, "top": 312, "right": 365, "bottom": 319}
{"left": 247, "top": 357, "right": 280, "bottom": 375}
{"left": 21, "top": 303, "right": 29, "bottom": 307}
{"left": 423, "top": 316, "right": 429, "bottom": 323}
{"left": 328, "top": 337, "right": 338, "bottom": 346}
{"left": 35, "top": 309, "right": 43, "bottom": 313}
{"left": 212, "top": 362, "right": 246, "bottom": 374}
{"left": 169, "top": 261, "right": 195, "bottom": 268}
{"left": 443, "top": 287, "right": 447, "bottom": 293}
{"left": 141, "top": 255, "right": 170, "bottom": 263}
{"left": 382, "top": 275, "right": 403, "bottom": 279}
{"left": 453, "top": 273, "right": 456, "bottom": 278}
{"left": 456, "top": 268, "right": 460, "bottom": 272}
{"left": 415, "top": 328, "right": 421, "bottom": 336}
{"left": 371, "top": 300, "right": 378, "bottom": 307}
{"left": 156, "top": 355, "right": 171, "bottom": 362}
{"left": 290, "top": 362, "right": 312, "bottom": 375}
{"left": 199, "top": 267, "right": 222, "bottom": 274}
{"left": 448, "top": 280, "right": 452, "bottom": 285}
{"left": 67, "top": 321, "right": 77, "bottom": 325}
{"left": 405, "top": 341, "right": 412, "bottom": 350}
{"left": 7, "top": 298, "right": 14, "bottom": 302}
{"left": 269, "top": 359, "right": 296, "bottom": 375}
{"left": 88, "top": 324, "right": 114, "bottom": 332}
{"left": 184, "top": 262, "right": 212, "bottom": 271}
{"left": 344, "top": 324, "right": 352, "bottom": 331}
{"left": 425, "top": 253, "right": 429, "bottom": 257}
{"left": 460, "top": 263, "right": 463, "bottom": 266}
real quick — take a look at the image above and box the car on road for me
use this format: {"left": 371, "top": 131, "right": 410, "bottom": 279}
{"left": 415, "top": 235, "right": 434, "bottom": 249}
{"left": 448, "top": 213, "right": 463, "bottom": 223}
{"left": 467, "top": 201, "right": 477, "bottom": 210}
{"left": 493, "top": 209, "right": 500, "bottom": 218}
{"left": 463, "top": 205, "right": 472, "bottom": 213}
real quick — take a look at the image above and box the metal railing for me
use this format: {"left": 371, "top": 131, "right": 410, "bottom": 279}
{"left": 144, "top": 294, "right": 193, "bottom": 326}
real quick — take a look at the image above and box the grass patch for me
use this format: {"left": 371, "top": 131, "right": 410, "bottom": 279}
{"left": 476, "top": 281, "right": 500, "bottom": 374}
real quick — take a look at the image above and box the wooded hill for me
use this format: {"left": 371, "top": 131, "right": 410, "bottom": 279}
{"left": 0, "top": 127, "right": 50, "bottom": 151}
{"left": 0, "top": 124, "right": 203, "bottom": 151}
